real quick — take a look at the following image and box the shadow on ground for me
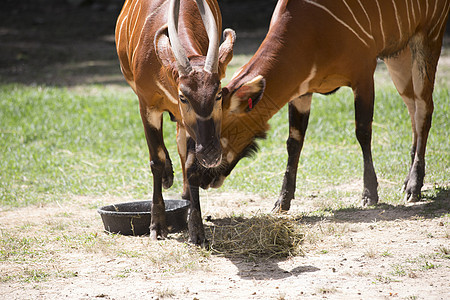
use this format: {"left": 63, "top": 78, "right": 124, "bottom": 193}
{"left": 193, "top": 185, "right": 448, "bottom": 280}
{"left": 301, "top": 186, "right": 450, "bottom": 224}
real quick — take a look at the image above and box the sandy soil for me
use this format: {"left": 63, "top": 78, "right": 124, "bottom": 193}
{"left": 0, "top": 190, "right": 449, "bottom": 300}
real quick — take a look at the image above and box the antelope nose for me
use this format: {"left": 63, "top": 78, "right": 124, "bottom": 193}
{"left": 195, "top": 142, "right": 222, "bottom": 168}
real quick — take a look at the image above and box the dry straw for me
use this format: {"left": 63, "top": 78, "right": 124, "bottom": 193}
{"left": 206, "top": 214, "right": 304, "bottom": 258}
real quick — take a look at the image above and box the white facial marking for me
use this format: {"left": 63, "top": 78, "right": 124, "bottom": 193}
{"left": 220, "top": 137, "right": 228, "bottom": 148}
{"left": 226, "top": 151, "right": 235, "bottom": 164}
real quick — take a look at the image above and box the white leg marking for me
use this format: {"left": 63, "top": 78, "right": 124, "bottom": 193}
{"left": 291, "top": 95, "right": 312, "bottom": 114}
{"left": 156, "top": 81, "right": 178, "bottom": 105}
{"left": 391, "top": 0, "right": 403, "bottom": 41}
{"left": 157, "top": 147, "right": 166, "bottom": 161}
{"left": 374, "top": 0, "right": 386, "bottom": 49}
{"left": 298, "top": 64, "right": 317, "bottom": 96}
{"left": 146, "top": 108, "right": 162, "bottom": 131}
{"left": 304, "top": 0, "right": 369, "bottom": 47}
{"left": 289, "top": 128, "right": 302, "bottom": 141}
{"left": 341, "top": 0, "right": 373, "bottom": 40}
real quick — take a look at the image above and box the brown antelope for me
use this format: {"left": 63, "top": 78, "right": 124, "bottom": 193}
{"left": 115, "top": 0, "right": 241, "bottom": 243}
{"left": 216, "top": 0, "right": 449, "bottom": 213}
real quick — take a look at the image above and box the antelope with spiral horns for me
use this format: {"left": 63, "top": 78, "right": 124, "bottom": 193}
{"left": 218, "top": 0, "right": 449, "bottom": 212}
{"left": 116, "top": 0, "right": 239, "bottom": 244}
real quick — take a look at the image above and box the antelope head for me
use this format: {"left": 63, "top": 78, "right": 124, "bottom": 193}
{"left": 155, "top": 0, "right": 235, "bottom": 168}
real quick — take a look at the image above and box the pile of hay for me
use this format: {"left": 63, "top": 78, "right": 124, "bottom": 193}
{"left": 206, "top": 214, "right": 304, "bottom": 258}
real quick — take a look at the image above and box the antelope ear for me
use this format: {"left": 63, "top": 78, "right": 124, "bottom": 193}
{"left": 154, "top": 25, "right": 175, "bottom": 68}
{"left": 228, "top": 75, "right": 266, "bottom": 114}
{"left": 218, "top": 29, "right": 236, "bottom": 79}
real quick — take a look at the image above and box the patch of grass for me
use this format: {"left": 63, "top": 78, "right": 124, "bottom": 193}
{"left": 207, "top": 214, "right": 304, "bottom": 258}
{"left": 420, "top": 261, "right": 439, "bottom": 270}
{"left": 363, "top": 248, "right": 378, "bottom": 259}
{"left": 374, "top": 274, "right": 399, "bottom": 284}
{"left": 390, "top": 264, "right": 407, "bottom": 276}
{"left": 1, "top": 59, "right": 448, "bottom": 208}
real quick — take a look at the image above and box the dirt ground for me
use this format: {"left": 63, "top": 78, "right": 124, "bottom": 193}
{"left": 1, "top": 1, "right": 449, "bottom": 299}
{"left": 0, "top": 189, "right": 449, "bottom": 299}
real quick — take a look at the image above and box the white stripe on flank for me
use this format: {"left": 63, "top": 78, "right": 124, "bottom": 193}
{"left": 341, "top": 0, "right": 373, "bottom": 39}
{"left": 130, "top": 2, "right": 142, "bottom": 43}
{"left": 405, "top": 0, "right": 411, "bottom": 31}
{"left": 156, "top": 81, "right": 179, "bottom": 105}
{"left": 391, "top": 0, "right": 403, "bottom": 40}
{"left": 430, "top": 0, "right": 439, "bottom": 21}
{"left": 356, "top": 0, "right": 372, "bottom": 32}
{"left": 129, "top": 0, "right": 140, "bottom": 37}
{"left": 117, "top": 15, "right": 128, "bottom": 56}
{"left": 374, "top": 0, "right": 386, "bottom": 48}
{"left": 305, "top": 0, "right": 369, "bottom": 47}
{"left": 131, "top": 1, "right": 166, "bottom": 67}
{"left": 431, "top": 1, "right": 450, "bottom": 41}
{"left": 426, "top": 1, "right": 429, "bottom": 18}
{"left": 411, "top": 0, "right": 417, "bottom": 24}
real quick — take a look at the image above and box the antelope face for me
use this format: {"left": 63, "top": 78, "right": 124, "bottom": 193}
{"left": 154, "top": 0, "right": 236, "bottom": 168}
{"left": 178, "top": 69, "right": 223, "bottom": 168}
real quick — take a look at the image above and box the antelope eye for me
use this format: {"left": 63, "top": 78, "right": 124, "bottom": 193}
{"left": 179, "top": 94, "right": 188, "bottom": 104}
{"left": 215, "top": 91, "right": 222, "bottom": 101}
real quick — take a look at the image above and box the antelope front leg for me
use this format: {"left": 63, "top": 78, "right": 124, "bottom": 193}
{"left": 185, "top": 137, "right": 207, "bottom": 246}
{"left": 140, "top": 104, "right": 172, "bottom": 240}
{"left": 353, "top": 77, "right": 379, "bottom": 206}
{"left": 273, "top": 95, "right": 311, "bottom": 212}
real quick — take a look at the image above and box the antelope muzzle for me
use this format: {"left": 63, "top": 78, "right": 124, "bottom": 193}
{"left": 195, "top": 118, "right": 222, "bottom": 168}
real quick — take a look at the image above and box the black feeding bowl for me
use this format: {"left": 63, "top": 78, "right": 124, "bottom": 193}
{"left": 97, "top": 200, "right": 189, "bottom": 236}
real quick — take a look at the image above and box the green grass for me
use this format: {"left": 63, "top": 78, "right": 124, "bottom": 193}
{"left": 1, "top": 57, "right": 449, "bottom": 208}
